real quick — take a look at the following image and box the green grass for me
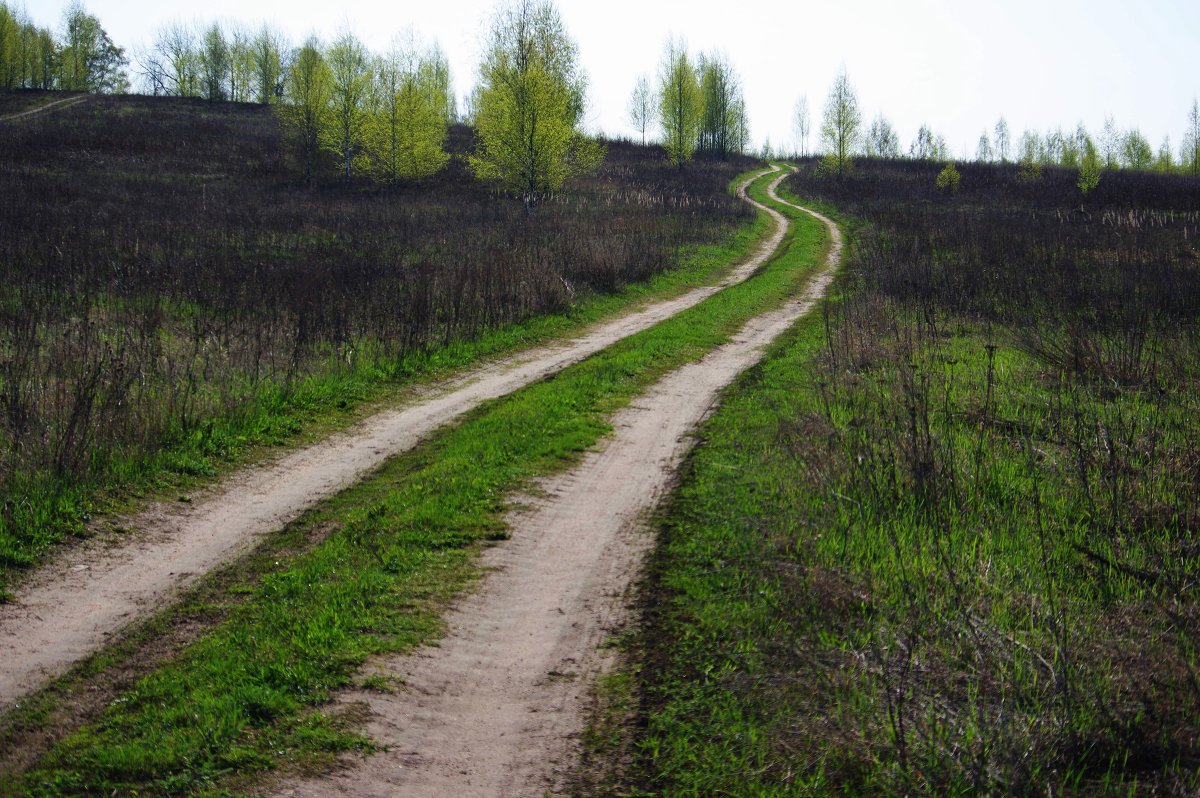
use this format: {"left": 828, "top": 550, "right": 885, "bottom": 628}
{"left": 0, "top": 168, "right": 772, "bottom": 600}
{"left": 5, "top": 167, "right": 830, "bottom": 797}
{"left": 622, "top": 176, "right": 1200, "bottom": 796}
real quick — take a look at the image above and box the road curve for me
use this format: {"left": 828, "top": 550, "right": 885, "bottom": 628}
{"left": 270, "top": 174, "right": 842, "bottom": 797}
{"left": 0, "top": 167, "right": 792, "bottom": 712}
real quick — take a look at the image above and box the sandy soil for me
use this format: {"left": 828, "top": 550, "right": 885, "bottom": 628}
{"left": 0, "top": 168, "right": 790, "bottom": 713}
{"left": 268, "top": 177, "right": 842, "bottom": 797}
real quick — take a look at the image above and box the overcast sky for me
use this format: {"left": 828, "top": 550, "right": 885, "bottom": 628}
{"left": 30, "top": 0, "right": 1200, "bottom": 159}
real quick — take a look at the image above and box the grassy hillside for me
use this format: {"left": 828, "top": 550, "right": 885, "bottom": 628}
{"left": 0, "top": 93, "right": 754, "bottom": 594}
{"left": 0, "top": 168, "right": 830, "bottom": 798}
{"left": 619, "top": 159, "right": 1200, "bottom": 796}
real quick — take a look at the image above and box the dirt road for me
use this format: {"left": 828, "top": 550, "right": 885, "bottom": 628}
{"left": 0, "top": 94, "right": 88, "bottom": 123}
{"left": 0, "top": 168, "right": 791, "bottom": 713}
{"left": 270, "top": 179, "right": 841, "bottom": 796}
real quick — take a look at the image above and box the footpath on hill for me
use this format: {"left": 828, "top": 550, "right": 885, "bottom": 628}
{"left": 268, "top": 179, "right": 842, "bottom": 797}
{"left": 0, "top": 94, "right": 88, "bottom": 123}
{"left": 0, "top": 167, "right": 791, "bottom": 713}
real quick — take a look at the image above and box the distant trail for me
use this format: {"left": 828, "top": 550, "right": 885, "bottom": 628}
{"left": 270, "top": 174, "right": 842, "bottom": 797}
{"left": 0, "top": 167, "right": 787, "bottom": 713}
{"left": 0, "top": 94, "right": 88, "bottom": 123}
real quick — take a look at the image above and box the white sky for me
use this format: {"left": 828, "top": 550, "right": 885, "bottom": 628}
{"left": 28, "top": 0, "right": 1200, "bottom": 158}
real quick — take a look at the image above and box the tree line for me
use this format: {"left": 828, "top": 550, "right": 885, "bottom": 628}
{"left": 273, "top": 31, "right": 454, "bottom": 185}
{"left": 795, "top": 68, "right": 1200, "bottom": 187}
{"left": 9, "top": 1, "right": 1199, "bottom": 189}
{"left": 129, "top": 1, "right": 605, "bottom": 201}
{"left": 0, "top": 0, "right": 126, "bottom": 93}
{"left": 627, "top": 39, "right": 751, "bottom": 168}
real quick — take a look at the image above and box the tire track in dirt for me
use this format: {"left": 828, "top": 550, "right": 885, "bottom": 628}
{"left": 0, "top": 94, "right": 88, "bottom": 123}
{"left": 0, "top": 168, "right": 789, "bottom": 713}
{"left": 269, "top": 176, "right": 841, "bottom": 797}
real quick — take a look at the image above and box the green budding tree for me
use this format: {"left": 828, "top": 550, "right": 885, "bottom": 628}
{"left": 368, "top": 35, "right": 451, "bottom": 182}
{"left": 820, "top": 66, "right": 861, "bottom": 178}
{"left": 280, "top": 37, "right": 331, "bottom": 185}
{"left": 469, "top": 0, "right": 604, "bottom": 208}
{"left": 658, "top": 37, "right": 700, "bottom": 169}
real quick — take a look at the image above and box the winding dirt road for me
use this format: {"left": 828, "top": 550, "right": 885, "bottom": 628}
{"left": 0, "top": 168, "right": 793, "bottom": 713}
{"left": 270, "top": 180, "right": 842, "bottom": 796}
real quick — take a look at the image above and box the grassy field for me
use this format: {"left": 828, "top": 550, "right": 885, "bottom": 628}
{"left": 0, "top": 167, "right": 830, "bottom": 797}
{"left": 616, "top": 159, "right": 1200, "bottom": 796}
{"left": 0, "top": 93, "right": 756, "bottom": 597}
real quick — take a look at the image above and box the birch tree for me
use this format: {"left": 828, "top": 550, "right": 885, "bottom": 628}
{"left": 793, "top": 95, "right": 810, "bottom": 157}
{"left": 820, "top": 66, "right": 860, "bottom": 177}
{"left": 248, "top": 25, "right": 283, "bottom": 104}
{"left": 976, "top": 130, "right": 993, "bottom": 162}
{"left": 0, "top": 3, "right": 16, "bottom": 89}
{"left": 1154, "top": 137, "right": 1174, "bottom": 173}
{"left": 1183, "top": 98, "right": 1200, "bottom": 175}
{"left": 281, "top": 37, "right": 331, "bottom": 184}
{"left": 323, "top": 30, "right": 372, "bottom": 180}
{"left": 58, "top": 1, "right": 126, "bottom": 93}
{"left": 1122, "top": 128, "right": 1153, "bottom": 170}
{"left": 469, "top": 0, "right": 603, "bottom": 206}
{"left": 865, "top": 112, "right": 899, "bottom": 158}
{"left": 227, "top": 25, "right": 254, "bottom": 102}
{"left": 1078, "top": 136, "right": 1102, "bottom": 196}
{"left": 658, "top": 37, "right": 700, "bottom": 169}
{"left": 697, "top": 52, "right": 743, "bottom": 160}
{"left": 627, "top": 73, "right": 655, "bottom": 145}
{"left": 425, "top": 43, "right": 456, "bottom": 121}
{"left": 368, "top": 36, "right": 450, "bottom": 182}
{"left": 1100, "top": 115, "right": 1121, "bottom": 168}
{"left": 994, "top": 116, "right": 1010, "bottom": 162}
{"left": 199, "top": 23, "right": 228, "bottom": 101}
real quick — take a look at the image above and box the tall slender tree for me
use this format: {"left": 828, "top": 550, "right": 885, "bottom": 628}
{"left": 696, "top": 52, "right": 743, "bottom": 160}
{"left": 910, "top": 123, "right": 945, "bottom": 160}
{"left": 820, "top": 66, "right": 860, "bottom": 177}
{"left": 469, "top": 0, "right": 602, "bottom": 206}
{"left": 658, "top": 37, "right": 700, "bottom": 169}
{"left": 424, "top": 43, "right": 456, "bottom": 121}
{"left": 1100, "top": 115, "right": 1121, "bottom": 168}
{"left": 58, "top": 1, "right": 126, "bottom": 93}
{"left": 227, "top": 25, "right": 254, "bottom": 102}
{"left": 199, "top": 22, "right": 228, "bottom": 102}
{"left": 792, "top": 95, "right": 810, "bottom": 157}
{"left": 865, "top": 112, "right": 899, "bottom": 158}
{"left": 367, "top": 35, "right": 450, "bottom": 182}
{"left": 1078, "top": 135, "right": 1102, "bottom": 196}
{"left": 26, "top": 22, "right": 56, "bottom": 89}
{"left": 0, "top": 3, "right": 16, "bottom": 89}
{"left": 1183, "top": 98, "right": 1200, "bottom": 175}
{"left": 1122, "top": 128, "right": 1153, "bottom": 170}
{"left": 251, "top": 25, "right": 283, "bottom": 104}
{"left": 993, "top": 116, "right": 1010, "bottom": 162}
{"left": 627, "top": 73, "right": 655, "bottom": 145}
{"left": 280, "top": 37, "right": 331, "bottom": 185}
{"left": 1154, "top": 136, "right": 1175, "bottom": 173}
{"left": 976, "top": 130, "right": 993, "bottom": 162}
{"left": 323, "top": 30, "right": 372, "bottom": 180}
